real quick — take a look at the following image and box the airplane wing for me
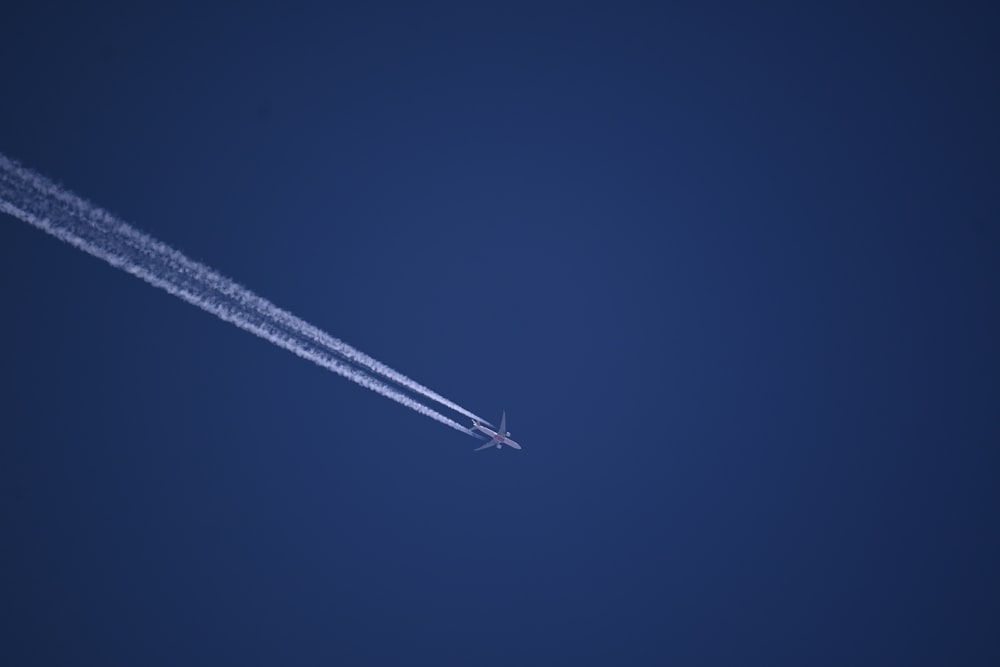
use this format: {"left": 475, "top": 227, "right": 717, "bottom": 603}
{"left": 474, "top": 440, "right": 497, "bottom": 452}
{"left": 498, "top": 411, "right": 507, "bottom": 437}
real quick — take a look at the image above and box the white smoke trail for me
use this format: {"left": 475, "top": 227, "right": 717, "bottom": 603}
{"left": 0, "top": 159, "right": 479, "bottom": 437}
{"left": 0, "top": 154, "right": 489, "bottom": 425}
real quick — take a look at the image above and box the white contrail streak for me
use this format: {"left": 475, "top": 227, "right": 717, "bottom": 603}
{"left": 0, "top": 155, "right": 479, "bottom": 436}
{"left": 0, "top": 154, "right": 489, "bottom": 425}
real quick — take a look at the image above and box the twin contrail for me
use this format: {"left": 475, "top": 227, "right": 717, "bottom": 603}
{"left": 0, "top": 153, "right": 483, "bottom": 436}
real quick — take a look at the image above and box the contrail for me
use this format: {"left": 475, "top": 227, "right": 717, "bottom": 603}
{"left": 0, "top": 154, "right": 480, "bottom": 436}
{"left": 0, "top": 153, "right": 490, "bottom": 426}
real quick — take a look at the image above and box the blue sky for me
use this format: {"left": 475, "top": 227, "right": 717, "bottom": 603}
{"left": 1, "top": 3, "right": 998, "bottom": 665}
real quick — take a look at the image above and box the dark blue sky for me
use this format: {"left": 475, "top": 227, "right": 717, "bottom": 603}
{"left": 2, "top": 3, "right": 998, "bottom": 664}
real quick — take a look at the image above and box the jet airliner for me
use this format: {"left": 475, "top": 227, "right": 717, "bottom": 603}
{"left": 471, "top": 411, "right": 522, "bottom": 451}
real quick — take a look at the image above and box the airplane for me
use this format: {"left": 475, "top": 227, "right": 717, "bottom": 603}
{"left": 471, "top": 411, "right": 522, "bottom": 451}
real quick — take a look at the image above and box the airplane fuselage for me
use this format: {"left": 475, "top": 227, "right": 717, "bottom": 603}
{"left": 473, "top": 423, "right": 500, "bottom": 440}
